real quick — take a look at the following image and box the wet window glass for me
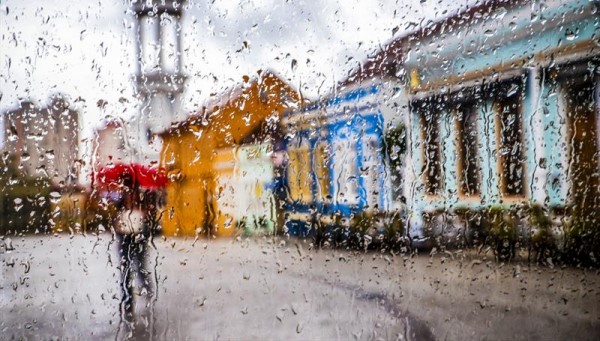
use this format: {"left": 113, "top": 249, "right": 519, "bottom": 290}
{"left": 455, "top": 100, "right": 480, "bottom": 197}
{"left": 417, "top": 100, "right": 443, "bottom": 196}
{"left": 494, "top": 80, "right": 526, "bottom": 197}
{"left": 2, "top": 0, "right": 600, "bottom": 340}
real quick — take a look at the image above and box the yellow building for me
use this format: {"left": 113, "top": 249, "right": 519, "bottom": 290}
{"left": 159, "top": 71, "right": 300, "bottom": 237}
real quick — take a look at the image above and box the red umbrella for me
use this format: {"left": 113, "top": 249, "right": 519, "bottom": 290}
{"left": 95, "top": 163, "right": 167, "bottom": 190}
{"left": 132, "top": 164, "right": 168, "bottom": 189}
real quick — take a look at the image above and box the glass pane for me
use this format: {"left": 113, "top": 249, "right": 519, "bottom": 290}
{"left": 2, "top": 0, "right": 599, "bottom": 340}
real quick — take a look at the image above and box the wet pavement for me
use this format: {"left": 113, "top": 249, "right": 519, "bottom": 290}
{"left": 1, "top": 234, "right": 599, "bottom": 340}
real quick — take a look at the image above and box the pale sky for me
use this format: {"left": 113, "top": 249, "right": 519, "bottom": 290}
{"left": 0, "top": 0, "right": 477, "bottom": 152}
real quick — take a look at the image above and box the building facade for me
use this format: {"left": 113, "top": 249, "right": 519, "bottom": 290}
{"left": 92, "top": 119, "right": 132, "bottom": 172}
{"left": 395, "top": 0, "right": 599, "bottom": 248}
{"left": 160, "top": 71, "right": 300, "bottom": 237}
{"left": 1, "top": 96, "right": 81, "bottom": 233}
{"left": 282, "top": 79, "right": 404, "bottom": 236}
{"left": 2, "top": 96, "right": 79, "bottom": 188}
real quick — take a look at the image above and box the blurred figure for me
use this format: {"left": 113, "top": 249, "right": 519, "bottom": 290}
{"left": 113, "top": 177, "right": 160, "bottom": 338}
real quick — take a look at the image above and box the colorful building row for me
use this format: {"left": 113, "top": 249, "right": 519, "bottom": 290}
{"left": 1, "top": 95, "right": 84, "bottom": 234}
{"left": 153, "top": 0, "right": 599, "bottom": 261}
{"left": 279, "top": 0, "right": 599, "bottom": 257}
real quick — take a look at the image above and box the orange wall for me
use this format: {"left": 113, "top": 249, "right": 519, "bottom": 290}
{"left": 160, "top": 73, "right": 299, "bottom": 237}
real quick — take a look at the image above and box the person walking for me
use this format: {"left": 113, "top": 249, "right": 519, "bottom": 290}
{"left": 114, "top": 178, "right": 158, "bottom": 338}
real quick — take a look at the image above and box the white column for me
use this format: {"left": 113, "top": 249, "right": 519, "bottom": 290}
{"left": 161, "top": 13, "right": 179, "bottom": 74}
{"left": 141, "top": 15, "right": 160, "bottom": 73}
{"left": 595, "top": 72, "right": 600, "bottom": 159}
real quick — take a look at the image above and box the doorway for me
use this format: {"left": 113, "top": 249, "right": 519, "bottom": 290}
{"left": 563, "top": 64, "right": 600, "bottom": 223}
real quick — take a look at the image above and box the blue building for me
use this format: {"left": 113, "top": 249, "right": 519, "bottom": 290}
{"left": 394, "top": 0, "right": 599, "bottom": 250}
{"left": 281, "top": 81, "right": 400, "bottom": 237}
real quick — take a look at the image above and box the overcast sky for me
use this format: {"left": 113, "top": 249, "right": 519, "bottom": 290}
{"left": 1, "top": 0, "right": 477, "bottom": 144}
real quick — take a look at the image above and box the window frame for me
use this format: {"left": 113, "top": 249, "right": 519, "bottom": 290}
{"left": 492, "top": 79, "right": 527, "bottom": 199}
{"left": 453, "top": 100, "right": 481, "bottom": 198}
{"left": 312, "top": 141, "right": 331, "bottom": 203}
{"left": 287, "top": 139, "right": 312, "bottom": 204}
{"left": 416, "top": 99, "right": 444, "bottom": 198}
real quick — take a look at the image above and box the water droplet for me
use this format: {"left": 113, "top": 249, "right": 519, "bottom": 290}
{"left": 49, "top": 191, "right": 61, "bottom": 204}
{"left": 13, "top": 198, "right": 23, "bottom": 212}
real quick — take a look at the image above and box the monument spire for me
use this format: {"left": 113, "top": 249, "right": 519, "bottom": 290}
{"left": 132, "top": 0, "right": 186, "bottom": 164}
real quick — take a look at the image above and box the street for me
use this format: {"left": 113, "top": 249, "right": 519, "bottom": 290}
{"left": 1, "top": 234, "right": 599, "bottom": 340}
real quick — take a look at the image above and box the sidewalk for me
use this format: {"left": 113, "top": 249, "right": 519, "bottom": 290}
{"left": 1, "top": 235, "right": 599, "bottom": 340}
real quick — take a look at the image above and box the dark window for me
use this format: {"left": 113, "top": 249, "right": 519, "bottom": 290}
{"left": 495, "top": 82, "right": 525, "bottom": 196}
{"left": 562, "top": 67, "right": 600, "bottom": 217}
{"left": 418, "top": 101, "right": 443, "bottom": 196}
{"left": 456, "top": 102, "right": 480, "bottom": 196}
{"left": 385, "top": 124, "right": 406, "bottom": 200}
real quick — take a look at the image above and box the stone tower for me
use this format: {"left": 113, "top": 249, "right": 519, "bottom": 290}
{"left": 132, "top": 0, "right": 186, "bottom": 164}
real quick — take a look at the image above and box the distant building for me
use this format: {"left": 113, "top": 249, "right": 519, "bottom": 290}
{"left": 2, "top": 96, "right": 79, "bottom": 188}
{"left": 159, "top": 71, "right": 300, "bottom": 237}
{"left": 282, "top": 40, "right": 405, "bottom": 236}
{"left": 212, "top": 125, "right": 284, "bottom": 237}
{"left": 1, "top": 96, "right": 80, "bottom": 234}
{"left": 91, "top": 119, "right": 132, "bottom": 172}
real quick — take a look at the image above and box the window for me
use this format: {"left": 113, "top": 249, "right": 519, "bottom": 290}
{"left": 455, "top": 101, "right": 480, "bottom": 196}
{"left": 160, "top": 13, "right": 179, "bottom": 73}
{"left": 495, "top": 82, "right": 525, "bottom": 197}
{"left": 140, "top": 14, "right": 160, "bottom": 72}
{"left": 360, "top": 134, "right": 381, "bottom": 210}
{"left": 5, "top": 1, "right": 600, "bottom": 339}
{"left": 146, "top": 127, "right": 152, "bottom": 142}
{"left": 385, "top": 124, "right": 406, "bottom": 202}
{"left": 313, "top": 142, "right": 331, "bottom": 202}
{"left": 418, "top": 101, "right": 443, "bottom": 196}
{"left": 561, "top": 65, "right": 600, "bottom": 217}
{"left": 287, "top": 141, "right": 312, "bottom": 203}
{"left": 332, "top": 133, "right": 359, "bottom": 205}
